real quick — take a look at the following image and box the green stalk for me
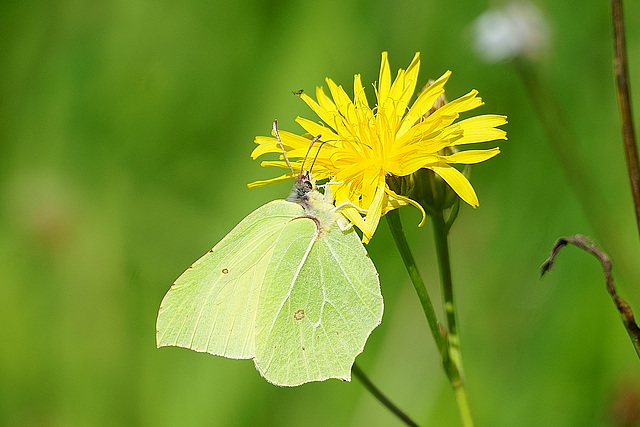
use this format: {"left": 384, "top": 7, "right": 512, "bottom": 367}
{"left": 432, "top": 212, "right": 458, "bottom": 345}
{"left": 431, "top": 211, "right": 473, "bottom": 426}
{"left": 352, "top": 363, "right": 420, "bottom": 427}
{"left": 386, "top": 210, "right": 474, "bottom": 427}
{"left": 386, "top": 210, "right": 448, "bottom": 360}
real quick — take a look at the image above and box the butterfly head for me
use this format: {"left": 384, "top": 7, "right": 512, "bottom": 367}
{"left": 272, "top": 119, "right": 324, "bottom": 209}
{"left": 286, "top": 170, "right": 315, "bottom": 206}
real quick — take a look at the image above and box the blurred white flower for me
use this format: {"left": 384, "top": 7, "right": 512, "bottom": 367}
{"left": 472, "top": 1, "right": 550, "bottom": 62}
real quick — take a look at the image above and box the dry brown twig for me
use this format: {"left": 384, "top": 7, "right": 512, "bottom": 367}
{"left": 541, "top": 234, "right": 640, "bottom": 359}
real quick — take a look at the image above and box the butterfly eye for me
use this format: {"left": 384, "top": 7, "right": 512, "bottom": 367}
{"left": 304, "top": 181, "right": 312, "bottom": 190}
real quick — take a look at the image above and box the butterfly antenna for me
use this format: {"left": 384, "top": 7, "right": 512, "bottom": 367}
{"left": 272, "top": 119, "right": 295, "bottom": 176}
{"left": 308, "top": 139, "right": 327, "bottom": 174}
{"left": 300, "top": 133, "right": 323, "bottom": 173}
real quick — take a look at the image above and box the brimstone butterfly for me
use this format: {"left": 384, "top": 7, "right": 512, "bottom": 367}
{"left": 156, "top": 121, "right": 383, "bottom": 387}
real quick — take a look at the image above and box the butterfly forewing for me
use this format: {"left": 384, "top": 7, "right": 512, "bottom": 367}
{"left": 156, "top": 200, "right": 304, "bottom": 359}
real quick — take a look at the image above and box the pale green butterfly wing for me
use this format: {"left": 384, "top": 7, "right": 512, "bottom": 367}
{"left": 157, "top": 171, "right": 383, "bottom": 386}
{"left": 255, "top": 212, "right": 382, "bottom": 386}
{"left": 156, "top": 200, "right": 303, "bottom": 358}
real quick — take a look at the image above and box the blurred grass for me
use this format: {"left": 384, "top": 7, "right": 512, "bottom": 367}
{"left": 1, "top": 1, "right": 640, "bottom": 426}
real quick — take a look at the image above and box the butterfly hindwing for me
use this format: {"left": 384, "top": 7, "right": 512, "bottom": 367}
{"left": 254, "top": 202, "right": 383, "bottom": 386}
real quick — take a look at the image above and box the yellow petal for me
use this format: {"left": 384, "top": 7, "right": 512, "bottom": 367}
{"left": 300, "top": 91, "right": 336, "bottom": 130}
{"left": 392, "top": 151, "right": 439, "bottom": 176}
{"left": 397, "top": 70, "right": 451, "bottom": 138}
{"left": 401, "top": 52, "right": 421, "bottom": 104}
{"left": 332, "top": 184, "right": 374, "bottom": 243}
{"left": 295, "top": 117, "right": 339, "bottom": 142}
{"left": 384, "top": 188, "right": 426, "bottom": 227}
{"left": 279, "top": 130, "right": 332, "bottom": 161}
{"left": 247, "top": 173, "right": 294, "bottom": 188}
{"left": 343, "top": 205, "right": 374, "bottom": 243}
{"left": 326, "top": 78, "right": 354, "bottom": 119}
{"left": 251, "top": 136, "right": 281, "bottom": 159}
{"left": 387, "top": 52, "right": 421, "bottom": 124}
{"left": 443, "top": 148, "right": 500, "bottom": 164}
{"left": 432, "top": 89, "right": 484, "bottom": 122}
{"left": 335, "top": 156, "right": 377, "bottom": 184}
{"left": 315, "top": 85, "right": 337, "bottom": 114}
{"left": 353, "top": 74, "right": 375, "bottom": 125}
{"left": 420, "top": 127, "right": 463, "bottom": 153}
{"left": 251, "top": 128, "right": 328, "bottom": 160}
{"left": 377, "top": 52, "right": 391, "bottom": 108}
{"left": 452, "top": 115, "right": 508, "bottom": 145}
{"left": 259, "top": 160, "right": 296, "bottom": 170}
{"left": 430, "top": 165, "right": 479, "bottom": 207}
{"left": 361, "top": 178, "right": 387, "bottom": 242}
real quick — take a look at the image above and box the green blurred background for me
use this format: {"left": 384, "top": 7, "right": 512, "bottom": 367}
{"left": 2, "top": 1, "right": 640, "bottom": 425}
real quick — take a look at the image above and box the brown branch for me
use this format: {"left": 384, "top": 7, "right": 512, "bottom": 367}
{"left": 611, "top": 0, "right": 640, "bottom": 240}
{"left": 541, "top": 234, "right": 640, "bottom": 359}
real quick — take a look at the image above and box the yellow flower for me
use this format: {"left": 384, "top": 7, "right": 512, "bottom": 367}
{"left": 249, "top": 52, "right": 507, "bottom": 243}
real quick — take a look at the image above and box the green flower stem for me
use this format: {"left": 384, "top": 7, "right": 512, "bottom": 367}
{"left": 386, "top": 210, "right": 474, "bottom": 427}
{"left": 431, "top": 211, "right": 473, "bottom": 427}
{"left": 454, "top": 386, "right": 474, "bottom": 427}
{"left": 431, "top": 212, "right": 458, "bottom": 343}
{"left": 386, "top": 210, "right": 448, "bottom": 359}
{"left": 352, "top": 363, "right": 419, "bottom": 427}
